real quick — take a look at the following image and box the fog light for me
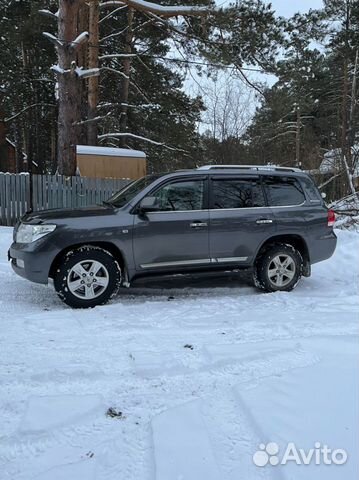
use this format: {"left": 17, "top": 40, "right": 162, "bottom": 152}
{"left": 17, "top": 259, "right": 25, "bottom": 268}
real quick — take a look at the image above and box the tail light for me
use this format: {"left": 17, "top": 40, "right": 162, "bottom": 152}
{"left": 327, "top": 209, "right": 336, "bottom": 227}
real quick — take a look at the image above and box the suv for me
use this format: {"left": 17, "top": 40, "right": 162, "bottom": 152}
{"left": 9, "top": 165, "right": 337, "bottom": 308}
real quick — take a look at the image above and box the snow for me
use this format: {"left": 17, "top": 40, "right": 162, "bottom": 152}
{"left": 153, "top": 400, "right": 221, "bottom": 480}
{"left": 42, "top": 32, "right": 62, "bottom": 48}
{"left": 76, "top": 145, "right": 146, "bottom": 158}
{"left": 100, "top": 0, "right": 207, "bottom": 16}
{"left": 38, "top": 9, "right": 59, "bottom": 19}
{"left": 320, "top": 146, "right": 359, "bottom": 177}
{"left": 21, "top": 395, "right": 105, "bottom": 433}
{"left": 71, "top": 32, "right": 89, "bottom": 49}
{"left": 51, "top": 64, "right": 66, "bottom": 75}
{"left": 75, "top": 67, "right": 100, "bottom": 79}
{"left": 0, "top": 226, "right": 358, "bottom": 480}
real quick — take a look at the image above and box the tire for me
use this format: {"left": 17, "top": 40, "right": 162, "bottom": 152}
{"left": 54, "top": 246, "right": 122, "bottom": 308}
{"left": 254, "top": 243, "right": 302, "bottom": 293}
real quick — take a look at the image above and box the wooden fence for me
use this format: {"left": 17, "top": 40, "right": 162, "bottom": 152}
{"left": 0, "top": 173, "right": 130, "bottom": 226}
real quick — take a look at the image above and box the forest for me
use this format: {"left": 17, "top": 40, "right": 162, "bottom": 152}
{"left": 0, "top": 0, "right": 358, "bottom": 200}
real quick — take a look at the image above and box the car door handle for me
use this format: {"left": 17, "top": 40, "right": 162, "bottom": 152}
{"left": 190, "top": 222, "right": 208, "bottom": 228}
{"left": 256, "top": 218, "right": 273, "bottom": 225}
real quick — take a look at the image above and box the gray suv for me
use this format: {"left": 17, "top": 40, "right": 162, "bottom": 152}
{"left": 9, "top": 165, "right": 337, "bottom": 308}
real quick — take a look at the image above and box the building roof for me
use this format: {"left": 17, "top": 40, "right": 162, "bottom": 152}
{"left": 76, "top": 145, "right": 146, "bottom": 158}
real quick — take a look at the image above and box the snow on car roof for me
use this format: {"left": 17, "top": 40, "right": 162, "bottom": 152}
{"left": 76, "top": 145, "right": 146, "bottom": 158}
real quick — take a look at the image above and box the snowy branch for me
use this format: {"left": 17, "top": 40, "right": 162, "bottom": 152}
{"left": 99, "top": 53, "right": 138, "bottom": 60}
{"left": 98, "top": 132, "right": 186, "bottom": 151}
{"left": 73, "top": 113, "right": 112, "bottom": 126}
{"left": 39, "top": 9, "right": 59, "bottom": 20}
{"left": 75, "top": 67, "right": 100, "bottom": 79}
{"left": 100, "top": 1, "right": 126, "bottom": 8}
{"left": 98, "top": 102, "right": 160, "bottom": 110}
{"left": 51, "top": 64, "right": 67, "bottom": 75}
{"left": 266, "top": 130, "right": 297, "bottom": 142}
{"left": 50, "top": 65, "right": 100, "bottom": 79}
{"left": 70, "top": 32, "right": 89, "bottom": 50}
{"left": 43, "top": 32, "right": 63, "bottom": 48}
{"left": 101, "top": 66, "right": 130, "bottom": 80}
{"left": 119, "top": 0, "right": 208, "bottom": 17}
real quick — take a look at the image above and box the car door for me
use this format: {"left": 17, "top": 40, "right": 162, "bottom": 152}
{"left": 132, "top": 176, "right": 210, "bottom": 271}
{"left": 209, "top": 175, "right": 276, "bottom": 265}
{"left": 262, "top": 175, "right": 307, "bottom": 234}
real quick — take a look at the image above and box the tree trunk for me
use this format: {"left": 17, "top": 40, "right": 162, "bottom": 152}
{"left": 295, "top": 104, "right": 301, "bottom": 168}
{"left": 57, "top": 0, "right": 82, "bottom": 176}
{"left": 87, "top": 0, "right": 100, "bottom": 145}
{"left": 78, "top": 1, "right": 89, "bottom": 145}
{"left": 348, "top": 49, "right": 358, "bottom": 151}
{"left": 119, "top": 7, "right": 134, "bottom": 146}
{"left": 341, "top": 57, "right": 351, "bottom": 197}
{"left": 14, "top": 122, "right": 23, "bottom": 173}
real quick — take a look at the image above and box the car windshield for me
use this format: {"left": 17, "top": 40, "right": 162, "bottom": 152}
{"left": 106, "top": 174, "right": 161, "bottom": 208}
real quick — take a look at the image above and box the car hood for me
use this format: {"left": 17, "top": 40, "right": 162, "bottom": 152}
{"left": 21, "top": 205, "right": 116, "bottom": 224}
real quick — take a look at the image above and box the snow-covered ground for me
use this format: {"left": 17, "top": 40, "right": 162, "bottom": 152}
{"left": 0, "top": 226, "right": 358, "bottom": 480}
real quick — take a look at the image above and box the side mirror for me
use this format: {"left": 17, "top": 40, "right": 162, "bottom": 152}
{"left": 139, "top": 196, "right": 161, "bottom": 213}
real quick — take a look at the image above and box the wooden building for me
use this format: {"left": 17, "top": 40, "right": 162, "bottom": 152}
{"left": 76, "top": 145, "right": 146, "bottom": 180}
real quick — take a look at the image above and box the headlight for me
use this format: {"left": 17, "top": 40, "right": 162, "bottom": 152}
{"left": 16, "top": 223, "right": 56, "bottom": 244}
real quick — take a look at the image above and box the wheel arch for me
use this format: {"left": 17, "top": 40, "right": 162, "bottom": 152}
{"left": 49, "top": 241, "right": 126, "bottom": 279}
{"left": 255, "top": 234, "right": 311, "bottom": 276}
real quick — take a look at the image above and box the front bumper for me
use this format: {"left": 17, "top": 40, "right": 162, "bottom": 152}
{"left": 8, "top": 242, "right": 55, "bottom": 284}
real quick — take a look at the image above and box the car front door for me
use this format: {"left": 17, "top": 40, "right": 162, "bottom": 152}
{"left": 209, "top": 175, "right": 276, "bottom": 265}
{"left": 132, "top": 177, "right": 210, "bottom": 271}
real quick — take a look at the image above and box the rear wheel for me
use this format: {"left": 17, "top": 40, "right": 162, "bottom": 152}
{"left": 254, "top": 243, "right": 302, "bottom": 293}
{"left": 54, "top": 246, "right": 122, "bottom": 308}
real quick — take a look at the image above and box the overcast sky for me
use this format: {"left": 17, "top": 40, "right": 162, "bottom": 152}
{"left": 217, "top": 0, "right": 324, "bottom": 17}
{"left": 264, "top": 0, "right": 324, "bottom": 17}
{"left": 192, "top": 0, "right": 326, "bottom": 128}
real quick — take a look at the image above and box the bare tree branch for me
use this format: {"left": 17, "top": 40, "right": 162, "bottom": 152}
{"left": 101, "top": 66, "right": 130, "bottom": 79}
{"left": 99, "top": 5, "right": 127, "bottom": 23}
{"left": 3, "top": 104, "right": 56, "bottom": 123}
{"left": 318, "top": 172, "right": 344, "bottom": 189}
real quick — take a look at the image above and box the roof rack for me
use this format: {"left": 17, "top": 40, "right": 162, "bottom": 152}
{"left": 197, "top": 165, "right": 303, "bottom": 173}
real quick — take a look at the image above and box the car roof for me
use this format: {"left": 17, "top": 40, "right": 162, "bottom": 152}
{"left": 163, "top": 165, "right": 308, "bottom": 178}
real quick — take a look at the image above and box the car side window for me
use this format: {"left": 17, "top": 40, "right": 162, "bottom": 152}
{"left": 152, "top": 180, "right": 204, "bottom": 211}
{"left": 300, "top": 176, "right": 322, "bottom": 202}
{"left": 211, "top": 178, "right": 265, "bottom": 209}
{"left": 264, "top": 176, "right": 305, "bottom": 206}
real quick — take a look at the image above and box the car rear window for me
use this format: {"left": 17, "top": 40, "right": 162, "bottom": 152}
{"left": 211, "top": 178, "right": 265, "bottom": 209}
{"left": 300, "top": 176, "right": 323, "bottom": 202}
{"left": 263, "top": 176, "right": 305, "bottom": 206}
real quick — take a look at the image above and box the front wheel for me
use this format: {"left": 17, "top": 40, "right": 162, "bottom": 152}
{"left": 54, "top": 246, "right": 122, "bottom": 308}
{"left": 254, "top": 244, "right": 303, "bottom": 293}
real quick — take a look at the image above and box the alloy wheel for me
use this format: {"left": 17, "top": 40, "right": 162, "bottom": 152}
{"left": 67, "top": 260, "right": 109, "bottom": 300}
{"left": 267, "top": 254, "right": 296, "bottom": 288}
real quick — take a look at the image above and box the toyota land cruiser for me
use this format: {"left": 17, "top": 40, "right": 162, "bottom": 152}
{"left": 9, "top": 165, "right": 337, "bottom": 308}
